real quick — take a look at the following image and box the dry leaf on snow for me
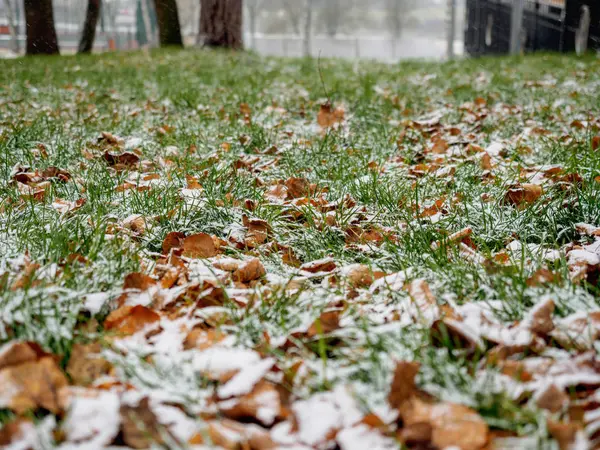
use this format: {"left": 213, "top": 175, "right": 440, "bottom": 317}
{"left": 505, "top": 184, "right": 543, "bottom": 208}
{"left": 104, "top": 305, "right": 160, "bottom": 335}
{"left": 0, "top": 356, "right": 68, "bottom": 414}
{"left": 66, "top": 342, "right": 112, "bottom": 386}
{"left": 182, "top": 233, "right": 218, "bottom": 258}
{"left": 318, "top": 102, "right": 345, "bottom": 129}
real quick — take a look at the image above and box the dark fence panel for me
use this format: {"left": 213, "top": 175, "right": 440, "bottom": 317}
{"left": 465, "top": 0, "right": 599, "bottom": 56}
{"left": 563, "top": 0, "right": 600, "bottom": 52}
{"left": 465, "top": 0, "right": 511, "bottom": 56}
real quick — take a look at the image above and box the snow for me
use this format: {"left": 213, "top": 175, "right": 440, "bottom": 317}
{"left": 217, "top": 357, "right": 275, "bottom": 399}
{"left": 337, "top": 425, "right": 397, "bottom": 450}
{"left": 60, "top": 389, "right": 120, "bottom": 448}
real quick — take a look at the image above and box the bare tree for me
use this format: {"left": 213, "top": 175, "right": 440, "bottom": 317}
{"left": 199, "top": 0, "right": 243, "bottom": 49}
{"left": 281, "top": 0, "right": 303, "bottom": 35}
{"left": 246, "top": 0, "right": 263, "bottom": 49}
{"left": 78, "top": 0, "right": 102, "bottom": 53}
{"left": 303, "top": 0, "right": 313, "bottom": 57}
{"left": 154, "top": 0, "right": 183, "bottom": 46}
{"left": 386, "top": 0, "right": 414, "bottom": 56}
{"left": 24, "top": 0, "right": 59, "bottom": 55}
{"left": 314, "top": 0, "right": 358, "bottom": 37}
{"left": 1, "top": 0, "right": 19, "bottom": 53}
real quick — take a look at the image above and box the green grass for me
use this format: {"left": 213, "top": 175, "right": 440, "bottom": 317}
{"left": 1, "top": 49, "right": 600, "bottom": 448}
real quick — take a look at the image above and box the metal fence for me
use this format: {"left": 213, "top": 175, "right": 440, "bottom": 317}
{"left": 464, "top": 0, "right": 599, "bottom": 56}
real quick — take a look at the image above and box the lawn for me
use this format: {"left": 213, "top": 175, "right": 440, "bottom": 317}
{"left": 1, "top": 49, "right": 600, "bottom": 449}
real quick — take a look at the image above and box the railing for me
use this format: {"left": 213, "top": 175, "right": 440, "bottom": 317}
{"left": 464, "top": 0, "right": 598, "bottom": 56}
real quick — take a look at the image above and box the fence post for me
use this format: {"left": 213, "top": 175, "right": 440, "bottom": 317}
{"left": 447, "top": 0, "right": 456, "bottom": 59}
{"left": 510, "top": 0, "right": 525, "bottom": 55}
{"left": 575, "top": 5, "right": 591, "bottom": 55}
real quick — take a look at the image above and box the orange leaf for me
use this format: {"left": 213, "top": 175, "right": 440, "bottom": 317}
{"left": 233, "top": 258, "right": 266, "bottom": 283}
{"left": 388, "top": 361, "right": 420, "bottom": 410}
{"left": 317, "top": 102, "right": 345, "bottom": 129}
{"left": 505, "top": 184, "right": 543, "bottom": 208}
{"left": 104, "top": 305, "right": 160, "bottom": 335}
{"left": 182, "top": 233, "right": 218, "bottom": 258}
{"left": 0, "top": 357, "right": 68, "bottom": 414}
{"left": 162, "top": 231, "right": 186, "bottom": 255}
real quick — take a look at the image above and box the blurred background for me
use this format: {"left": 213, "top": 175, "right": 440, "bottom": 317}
{"left": 0, "top": 0, "right": 464, "bottom": 60}
{"left": 0, "top": 0, "right": 596, "bottom": 60}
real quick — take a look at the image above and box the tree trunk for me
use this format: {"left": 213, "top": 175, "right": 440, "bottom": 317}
{"left": 153, "top": 0, "right": 183, "bottom": 47}
{"left": 78, "top": 0, "right": 102, "bottom": 53}
{"left": 303, "top": 0, "right": 313, "bottom": 57}
{"left": 24, "top": 0, "right": 59, "bottom": 55}
{"left": 200, "top": 0, "right": 243, "bottom": 49}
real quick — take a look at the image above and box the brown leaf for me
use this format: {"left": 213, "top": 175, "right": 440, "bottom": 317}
{"left": 535, "top": 384, "right": 568, "bottom": 413}
{"left": 526, "top": 268, "right": 561, "bottom": 287}
{"left": 402, "top": 399, "right": 489, "bottom": 450}
{"left": 103, "top": 151, "right": 139, "bottom": 168}
{"left": 344, "top": 264, "right": 374, "bottom": 288}
{"left": 123, "top": 272, "right": 157, "bottom": 292}
{"left": 183, "top": 328, "right": 226, "bottom": 350}
{"left": 0, "top": 419, "right": 32, "bottom": 446}
{"left": 162, "top": 231, "right": 186, "bottom": 255}
{"left": 307, "top": 310, "right": 341, "bottom": 338}
{"left": 301, "top": 257, "right": 337, "bottom": 273}
{"left": 0, "top": 341, "right": 47, "bottom": 370}
{"left": 524, "top": 298, "right": 555, "bottom": 335}
{"left": 100, "top": 131, "right": 123, "bottom": 146}
{"left": 186, "top": 175, "right": 202, "bottom": 190}
{"left": 547, "top": 420, "right": 581, "bottom": 450}
{"left": 51, "top": 198, "right": 86, "bottom": 215}
{"left": 285, "top": 177, "right": 311, "bottom": 199}
{"left": 505, "top": 184, "right": 543, "bottom": 208}
{"left": 122, "top": 214, "right": 146, "bottom": 235}
{"left": 182, "top": 233, "right": 218, "bottom": 258}
{"left": 0, "top": 357, "right": 68, "bottom": 414}
{"left": 429, "top": 403, "right": 489, "bottom": 450}
{"left": 431, "top": 137, "right": 449, "bottom": 154}
{"left": 244, "top": 218, "right": 271, "bottom": 248}
{"left": 317, "top": 102, "right": 345, "bottom": 129}
{"left": 220, "top": 380, "right": 289, "bottom": 426}
{"left": 388, "top": 361, "right": 420, "bottom": 410}
{"left": 66, "top": 342, "right": 112, "bottom": 386}
{"left": 121, "top": 397, "right": 170, "bottom": 449}
{"left": 104, "top": 305, "right": 160, "bottom": 335}
{"left": 233, "top": 258, "right": 266, "bottom": 283}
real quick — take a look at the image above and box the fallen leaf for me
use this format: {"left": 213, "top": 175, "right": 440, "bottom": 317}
{"left": 66, "top": 343, "right": 112, "bottom": 386}
{"left": 182, "top": 233, "right": 218, "bottom": 258}
{"left": 402, "top": 399, "right": 489, "bottom": 450}
{"left": 0, "top": 341, "right": 46, "bottom": 370}
{"left": 121, "top": 397, "right": 170, "bottom": 449}
{"left": 307, "top": 310, "right": 341, "bottom": 338}
{"left": 220, "top": 380, "right": 289, "bottom": 426}
{"left": 547, "top": 420, "right": 581, "bottom": 450}
{"left": 301, "top": 257, "right": 337, "bottom": 273}
{"left": 505, "top": 184, "right": 543, "bottom": 208}
{"left": 104, "top": 305, "right": 160, "bottom": 335}
{"left": 0, "top": 357, "right": 68, "bottom": 414}
{"left": 535, "top": 384, "right": 568, "bottom": 413}
{"left": 51, "top": 198, "right": 86, "bottom": 215}
{"left": 183, "top": 328, "right": 226, "bottom": 350}
{"left": 318, "top": 102, "right": 345, "bottom": 129}
{"left": 162, "top": 231, "right": 186, "bottom": 255}
{"left": 388, "top": 361, "right": 420, "bottom": 410}
{"left": 232, "top": 258, "right": 266, "bottom": 283}
{"left": 103, "top": 151, "right": 139, "bottom": 168}
{"left": 285, "top": 177, "right": 311, "bottom": 199}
